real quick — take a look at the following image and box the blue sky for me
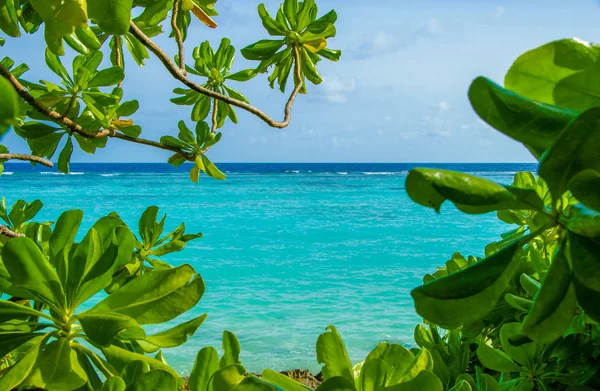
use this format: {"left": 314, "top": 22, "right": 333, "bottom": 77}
{"left": 3, "top": 0, "right": 600, "bottom": 162}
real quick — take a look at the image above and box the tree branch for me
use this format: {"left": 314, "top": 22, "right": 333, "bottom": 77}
{"left": 0, "top": 224, "right": 23, "bottom": 238}
{"left": 171, "top": 0, "right": 186, "bottom": 75}
{"left": 129, "top": 21, "right": 304, "bottom": 129}
{"left": 114, "top": 35, "right": 124, "bottom": 89}
{"left": 0, "top": 64, "right": 194, "bottom": 161}
{"left": 0, "top": 153, "right": 53, "bottom": 167}
{"left": 211, "top": 97, "right": 218, "bottom": 132}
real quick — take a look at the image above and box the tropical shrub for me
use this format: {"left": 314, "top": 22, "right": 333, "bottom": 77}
{"left": 407, "top": 37, "right": 600, "bottom": 390}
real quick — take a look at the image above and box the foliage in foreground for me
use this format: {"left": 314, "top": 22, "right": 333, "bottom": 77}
{"left": 1, "top": 1, "right": 600, "bottom": 391}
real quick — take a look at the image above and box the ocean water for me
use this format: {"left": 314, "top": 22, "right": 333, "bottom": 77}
{"left": 1, "top": 163, "right": 537, "bottom": 374}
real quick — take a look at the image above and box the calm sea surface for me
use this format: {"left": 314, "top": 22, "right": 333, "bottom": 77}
{"left": 1, "top": 163, "right": 537, "bottom": 374}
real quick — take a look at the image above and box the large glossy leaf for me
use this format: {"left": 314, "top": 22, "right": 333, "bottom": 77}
{"left": 101, "top": 345, "right": 179, "bottom": 378}
{"left": 144, "top": 314, "right": 207, "bottom": 348}
{"left": 539, "top": 108, "right": 600, "bottom": 200}
{"left": 0, "top": 335, "right": 45, "bottom": 391}
{"left": 229, "top": 375, "right": 282, "bottom": 391}
{"left": 262, "top": 369, "right": 313, "bottom": 391}
{"left": 121, "top": 360, "right": 150, "bottom": 386}
{"left": 468, "top": 77, "right": 577, "bottom": 159}
{"left": 316, "top": 376, "right": 356, "bottom": 391}
{"left": 0, "top": 75, "right": 18, "bottom": 132}
{"left": 365, "top": 343, "right": 414, "bottom": 385}
{"left": 523, "top": 246, "right": 576, "bottom": 343}
{"left": 398, "top": 348, "right": 433, "bottom": 383}
{"left": 316, "top": 326, "right": 354, "bottom": 383}
{"left": 25, "top": 339, "right": 88, "bottom": 390}
{"left": 568, "top": 232, "right": 600, "bottom": 322}
{"left": 1, "top": 237, "right": 66, "bottom": 311}
{"left": 358, "top": 359, "right": 388, "bottom": 391}
{"left": 241, "top": 40, "right": 285, "bottom": 61}
{"left": 499, "top": 323, "right": 536, "bottom": 370}
{"left": 476, "top": 343, "right": 521, "bottom": 373}
{"left": 406, "top": 169, "right": 544, "bottom": 214}
{"left": 101, "top": 377, "right": 127, "bottom": 391}
{"left": 0, "top": 300, "right": 49, "bottom": 324}
{"left": 381, "top": 371, "right": 443, "bottom": 391}
{"left": 569, "top": 170, "right": 600, "bottom": 212}
{"left": 213, "top": 364, "right": 246, "bottom": 391}
{"left": 71, "top": 225, "right": 136, "bottom": 308}
{"left": 505, "top": 38, "right": 600, "bottom": 112}
{"left": 88, "top": 0, "right": 133, "bottom": 35}
{"left": 563, "top": 204, "right": 600, "bottom": 238}
{"left": 125, "top": 369, "right": 177, "bottom": 391}
{"left": 188, "top": 347, "right": 219, "bottom": 391}
{"left": 220, "top": 330, "right": 241, "bottom": 368}
{"left": 78, "top": 312, "right": 145, "bottom": 346}
{"left": 49, "top": 209, "right": 83, "bottom": 285}
{"left": 411, "top": 238, "right": 525, "bottom": 328}
{"left": 86, "top": 264, "right": 205, "bottom": 324}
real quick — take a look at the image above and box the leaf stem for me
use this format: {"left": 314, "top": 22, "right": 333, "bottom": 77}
{"left": 211, "top": 97, "right": 218, "bottom": 132}
{"left": 128, "top": 22, "right": 304, "bottom": 129}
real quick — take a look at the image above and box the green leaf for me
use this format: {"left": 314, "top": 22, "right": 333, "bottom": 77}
{"left": 257, "top": 4, "right": 287, "bottom": 36}
{"left": 78, "top": 313, "right": 145, "bottom": 346}
{"left": 399, "top": 348, "right": 434, "bottom": 383}
{"left": 569, "top": 170, "right": 600, "bottom": 212}
{"left": 117, "top": 100, "right": 140, "bottom": 117}
{"left": 201, "top": 155, "right": 226, "bottom": 180}
{"left": 262, "top": 369, "right": 313, "bottom": 391}
{"left": 563, "top": 203, "right": 600, "bottom": 238}
{"left": 0, "top": 0, "right": 20, "bottom": 37}
{"left": 476, "top": 342, "right": 521, "bottom": 373}
{"left": 226, "top": 69, "right": 258, "bottom": 82}
{"left": 45, "top": 48, "right": 73, "bottom": 84}
{"left": 2, "top": 237, "right": 66, "bottom": 311}
{"left": 138, "top": 206, "right": 163, "bottom": 247}
{"left": 468, "top": 77, "right": 578, "bottom": 159}
{"left": 192, "top": 94, "right": 211, "bottom": 122}
{"left": 58, "top": 136, "right": 74, "bottom": 174}
{"left": 241, "top": 40, "right": 285, "bottom": 61}
{"left": 358, "top": 359, "right": 388, "bottom": 391}
{"left": 365, "top": 343, "right": 414, "bottom": 385}
{"left": 316, "top": 325, "right": 354, "bottom": 383}
{"left": 301, "top": 47, "right": 322, "bottom": 84}
{"left": 229, "top": 375, "right": 282, "bottom": 391}
{"left": 125, "top": 369, "right": 177, "bottom": 391}
{"left": 282, "top": 0, "right": 298, "bottom": 29}
{"left": 144, "top": 314, "right": 207, "bottom": 348}
{"left": 411, "top": 238, "right": 526, "bottom": 329}
{"left": 296, "top": 0, "right": 316, "bottom": 31}
{"left": 0, "top": 300, "right": 48, "bottom": 324}
{"left": 381, "top": 371, "right": 443, "bottom": 391}
{"left": 448, "top": 380, "right": 473, "bottom": 391}
{"left": 0, "top": 75, "right": 19, "bottom": 131}
{"left": 315, "top": 376, "right": 356, "bottom": 391}
{"left": 505, "top": 38, "right": 600, "bottom": 112}
{"left": 406, "top": 168, "right": 545, "bottom": 214}
{"left": 70, "top": 223, "right": 136, "bottom": 309}
{"left": 188, "top": 347, "right": 219, "bottom": 391}
{"left": 49, "top": 209, "right": 83, "bottom": 284}
{"left": 318, "top": 48, "right": 341, "bottom": 62}
{"left": 102, "top": 377, "right": 127, "bottom": 391}
{"left": 500, "top": 323, "right": 536, "bottom": 370}
{"left": 101, "top": 345, "right": 179, "bottom": 378}
{"left": 121, "top": 360, "right": 150, "bottom": 386}
{"left": 87, "top": 264, "right": 205, "bottom": 324}
{"left": 161, "top": 136, "right": 192, "bottom": 151}
{"left": 88, "top": 0, "right": 133, "bottom": 35}
{"left": 213, "top": 364, "right": 246, "bottom": 391}
{"left": 0, "top": 335, "right": 45, "bottom": 391}
{"left": 89, "top": 66, "right": 126, "bottom": 87}
{"left": 178, "top": 121, "right": 196, "bottom": 145}
{"left": 26, "top": 339, "right": 88, "bottom": 390}
{"left": 568, "top": 232, "right": 600, "bottom": 323}
{"left": 119, "top": 126, "right": 142, "bottom": 138}
{"left": 220, "top": 330, "right": 241, "bottom": 368}
{"left": 539, "top": 108, "right": 600, "bottom": 200}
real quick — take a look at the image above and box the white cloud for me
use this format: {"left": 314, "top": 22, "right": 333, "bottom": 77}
{"left": 438, "top": 101, "right": 450, "bottom": 111}
{"left": 321, "top": 77, "right": 357, "bottom": 104}
{"left": 492, "top": 6, "right": 506, "bottom": 21}
{"left": 425, "top": 18, "right": 442, "bottom": 36}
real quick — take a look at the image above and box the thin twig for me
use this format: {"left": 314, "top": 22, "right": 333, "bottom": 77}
{"left": 0, "top": 153, "right": 53, "bottom": 167}
{"left": 0, "top": 225, "right": 23, "bottom": 238}
{"left": 129, "top": 21, "right": 304, "bottom": 129}
{"left": 0, "top": 65, "right": 194, "bottom": 160}
{"left": 211, "top": 98, "right": 218, "bottom": 132}
{"left": 171, "top": 0, "right": 186, "bottom": 75}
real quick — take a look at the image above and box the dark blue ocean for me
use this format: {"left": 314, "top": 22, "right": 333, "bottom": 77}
{"left": 1, "top": 163, "right": 537, "bottom": 374}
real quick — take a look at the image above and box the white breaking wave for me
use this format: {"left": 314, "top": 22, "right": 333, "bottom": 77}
{"left": 2, "top": 172, "right": 13, "bottom": 175}
{"left": 337, "top": 172, "right": 348, "bottom": 175}
{"left": 363, "top": 172, "right": 396, "bottom": 175}
{"left": 40, "top": 172, "right": 85, "bottom": 175}
{"left": 100, "top": 173, "right": 120, "bottom": 177}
